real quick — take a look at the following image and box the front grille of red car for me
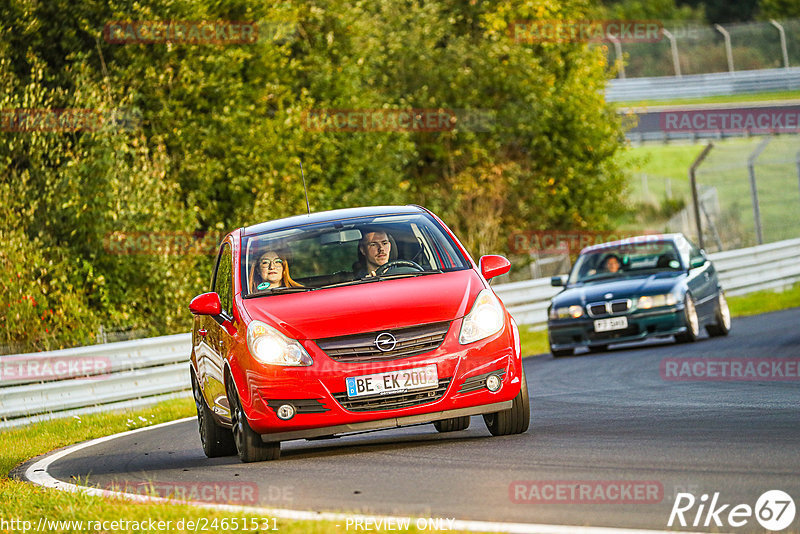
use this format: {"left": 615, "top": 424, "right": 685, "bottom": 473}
{"left": 315, "top": 321, "right": 450, "bottom": 363}
{"left": 331, "top": 378, "right": 451, "bottom": 412}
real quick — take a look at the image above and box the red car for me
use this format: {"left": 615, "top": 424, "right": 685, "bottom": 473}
{"left": 189, "top": 205, "right": 529, "bottom": 462}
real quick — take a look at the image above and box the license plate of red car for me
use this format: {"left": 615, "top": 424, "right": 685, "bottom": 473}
{"left": 346, "top": 364, "right": 438, "bottom": 398}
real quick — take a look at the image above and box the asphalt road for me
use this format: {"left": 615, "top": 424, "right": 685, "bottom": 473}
{"left": 37, "top": 308, "right": 800, "bottom": 532}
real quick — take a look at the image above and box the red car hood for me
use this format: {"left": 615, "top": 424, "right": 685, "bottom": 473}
{"left": 241, "top": 269, "right": 485, "bottom": 340}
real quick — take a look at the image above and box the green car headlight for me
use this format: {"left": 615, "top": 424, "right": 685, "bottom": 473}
{"left": 551, "top": 305, "right": 584, "bottom": 319}
{"left": 637, "top": 293, "right": 678, "bottom": 310}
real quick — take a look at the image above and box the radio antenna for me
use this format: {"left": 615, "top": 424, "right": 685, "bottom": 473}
{"left": 300, "top": 160, "right": 311, "bottom": 215}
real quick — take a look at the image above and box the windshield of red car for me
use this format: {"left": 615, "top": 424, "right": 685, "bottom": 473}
{"left": 240, "top": 213, "right": 470, "bottom": 296}
{"left": 568, "top": 241, "right": 683, "bottom": 284}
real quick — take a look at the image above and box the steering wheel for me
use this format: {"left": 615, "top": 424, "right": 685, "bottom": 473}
{"left": 375, "top": 259, "right": 425, "bottom": 276}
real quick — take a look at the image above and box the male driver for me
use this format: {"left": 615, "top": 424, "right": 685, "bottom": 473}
{"left": 358, "top": 230, "right": 392, "bottom": 277}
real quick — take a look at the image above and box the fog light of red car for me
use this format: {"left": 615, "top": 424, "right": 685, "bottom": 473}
{"left": 486, "top": 374, "right": 502, "bottom": 392}
{"left": 276, "top": 404, "right": 295, "bottom": 420}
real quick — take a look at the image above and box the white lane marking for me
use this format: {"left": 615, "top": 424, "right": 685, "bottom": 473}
{"left": 24, "top": 417, "right": 711, "bottom": 534}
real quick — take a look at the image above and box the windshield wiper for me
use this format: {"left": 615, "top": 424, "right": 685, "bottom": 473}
{"left": 246, "top": 287, "right": 315, "bottom": 298}
{"left": 269, "top": 286, "right": 315, "bottom": 293}
{"left": 376, "top": 269, "right": 443, "bottom": 279}
{"left": 581, "top": 273, "right": 624, "bottom": 283}
{"left": 317, "top": 277, "right": 384, "bottom": 289}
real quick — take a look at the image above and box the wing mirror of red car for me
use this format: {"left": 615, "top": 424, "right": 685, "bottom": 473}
{"left": 189, "top": 292, "right": 222, "bottom": 316}
{"left": 189, "top": 292, "right": 237, "bottom": 335}
{"left": 479, "top": 255, "right": 511, "bottom": 280}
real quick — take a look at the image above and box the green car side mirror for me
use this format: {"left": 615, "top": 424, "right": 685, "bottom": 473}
{"left": 690, "top": 257, "right": 707, "bottom": 269}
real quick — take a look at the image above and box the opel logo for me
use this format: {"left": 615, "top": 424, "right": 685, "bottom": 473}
{"left": 375, "top": 332, "right": 397, "bottom": 352}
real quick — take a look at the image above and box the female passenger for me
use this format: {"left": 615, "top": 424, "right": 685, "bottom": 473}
{"left": 248, "top": 249, "right": 303, "bottom": 292}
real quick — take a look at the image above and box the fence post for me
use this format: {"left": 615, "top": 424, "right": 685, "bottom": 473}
{"left": 689, "top": 143, "right": 714, "bottom": 249}
{"left": 714, "top": 24, "right": 734, "bottom": 73}
{"left": 748, "top": 138, "right": 771, "bottom": 245}
{"left": 662, "top": 29, "right": 681, "bottom": 77}
{"left": 769, "top": 20, "right": 790, "bottom": 69}
{"left": 796, "top": 149, "right": 800, "bottom": 204}
{"left": 608, "top": 34, "right": 625, "bottom": 79}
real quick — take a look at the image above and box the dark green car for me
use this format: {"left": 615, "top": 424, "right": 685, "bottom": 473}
{"left": 547, "top": 234, "right": 731, "bottom": 357}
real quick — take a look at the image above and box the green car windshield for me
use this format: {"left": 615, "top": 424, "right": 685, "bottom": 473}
{"left": 568, "top": 241, "right": 684, "bottom": 284}
{"left": 240, "top": 213, "right": 470, "bottom": 297}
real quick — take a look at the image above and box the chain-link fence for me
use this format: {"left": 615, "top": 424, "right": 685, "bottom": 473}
{"left": 606, "top": 19, "right": 800, "bottom": 78}
{"left": 663, "top": 136, "right": 800, "bottom": 251}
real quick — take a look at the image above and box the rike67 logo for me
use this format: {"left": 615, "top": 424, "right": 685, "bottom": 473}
{"left": 669, "top": 490, "right": 796, "bottom": 531}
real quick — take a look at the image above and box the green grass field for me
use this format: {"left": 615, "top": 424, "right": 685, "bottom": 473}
{"left": 619, "top": 89, "right": 800, "bottom": 108}
{"left": 621, "top": 135, "right": 800, "bottom": 247}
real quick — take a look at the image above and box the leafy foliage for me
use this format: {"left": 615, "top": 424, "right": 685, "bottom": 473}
{"left": 1, "top": 0, "right": 629, "bottom": 352}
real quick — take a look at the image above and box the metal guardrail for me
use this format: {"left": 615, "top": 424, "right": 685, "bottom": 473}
{"left": 1, "top": 239, "right": 798, "bottom": 429}
{"left": 606, "top": 67, "right": 800, "bottom": 102}
{"left": 0, "top": 334, "right": 191, "bottom": 429}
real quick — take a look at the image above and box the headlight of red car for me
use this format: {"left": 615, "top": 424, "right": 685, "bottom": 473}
{"left": 459, "top": 289, "right": 505, "bottom": 344}
{"left": 247, "top": 321, "right": 313, "bottom": 366}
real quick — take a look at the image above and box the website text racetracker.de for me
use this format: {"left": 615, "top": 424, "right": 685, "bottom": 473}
{"left": 0, "top": 108, "right": 139, "bottom": 132}
{"left": 511, "top": 20, "right": 663, "bottom": 43}
{"left": 302, "top": 109, "right": 495, "bottom": 133}
{"left": 0, "top": 516, "right": 278, "bottom": 532}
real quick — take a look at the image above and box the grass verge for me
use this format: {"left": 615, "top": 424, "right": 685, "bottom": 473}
{"left": 520, "top": 282, "right": 800, "bottom": 357}
{"left": 618, "top": 89, "right": 800, "bottom": 108}
{"left": 1, "top": 399, "right": 450, "bottom": 533}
